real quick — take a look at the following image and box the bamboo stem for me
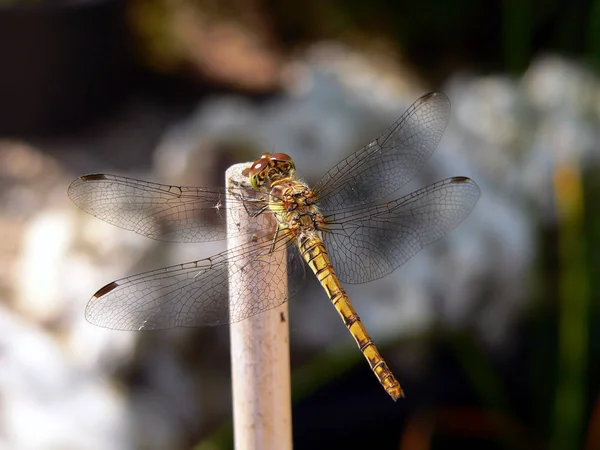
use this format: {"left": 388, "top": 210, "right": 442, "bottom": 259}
{"left": 226, "top": 162, "right": 292, "bottom": 450}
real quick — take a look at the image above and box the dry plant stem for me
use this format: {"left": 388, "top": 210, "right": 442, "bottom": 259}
{"left": 227, "top": 163, "right": 292, "bottom": 450}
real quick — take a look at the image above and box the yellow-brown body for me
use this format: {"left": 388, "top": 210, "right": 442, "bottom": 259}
{"left": 268, "top": 176, "right": 404, "bottom": 401}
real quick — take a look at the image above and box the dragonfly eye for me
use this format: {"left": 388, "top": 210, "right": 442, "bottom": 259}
{"left": 247, "top": 153, "right": 296, "bottom": 190}
{"left": 270, "top": 153, "right": 296, "bottom": 178}
{"left": 269, "top": 153, "right": 292, "bottom": 162}
{"left": 247, "top": 157, "right": 269, "bottom": 190}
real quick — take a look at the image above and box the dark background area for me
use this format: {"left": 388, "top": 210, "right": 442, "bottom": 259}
{"left": 3, "top": 0, "right": 600, "bottom": 136}
{"left": 0, "top": 0, "right": 598, "bottom": 449}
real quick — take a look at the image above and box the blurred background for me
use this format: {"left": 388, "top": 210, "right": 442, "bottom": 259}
{"left": 0, "top": 0, "right": 599, "bottom": 449}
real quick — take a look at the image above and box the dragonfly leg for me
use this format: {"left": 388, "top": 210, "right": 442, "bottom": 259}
{"left": 268, "top": 223, "right": 282, "bottom": 255}
{"left": 254, "top": 223, "right": 282, "bottom": 262}
{"left": 238, "top": 196, "right": 269, "bottom": 218}
{"left": 248, "top": 204, "right": 270, "bottom": 218}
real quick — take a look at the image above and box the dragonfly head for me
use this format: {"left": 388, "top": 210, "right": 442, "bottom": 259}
{"left": 245, "top": 153, "right": 296, "bottom": 190}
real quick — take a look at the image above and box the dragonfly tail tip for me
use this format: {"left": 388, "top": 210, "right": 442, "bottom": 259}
{"left": 388, "top": 387, "right": 405, "bottom": 401}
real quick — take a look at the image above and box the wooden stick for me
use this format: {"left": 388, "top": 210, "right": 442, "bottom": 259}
{"left": 226, "top": 163, "right": 292, "bottom": 450}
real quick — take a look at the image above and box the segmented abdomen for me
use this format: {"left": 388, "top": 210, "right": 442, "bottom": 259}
{"left": 298, "top": 235, "right": 404, "bottom": 401}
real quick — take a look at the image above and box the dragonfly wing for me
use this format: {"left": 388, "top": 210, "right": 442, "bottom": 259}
{"left": 314, "top": 92, "right": 450, "bottom": 211}
{"left": 68, "top": 174, "right": 270, "bottom": 243}
{"left": 323, "top": 177, "right": 480, "bottom": 284}
{"left": 286, "top": 244, "right": 308, "bottom": 298}
{"left": 85, "top": 231, "right": 293, "bottom": 330}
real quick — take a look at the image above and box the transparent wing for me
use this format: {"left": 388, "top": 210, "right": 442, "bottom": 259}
{"left": 85, "top": 229, "right": 294, "bottom": 330}
{"left": 323, "top": 177, "right": 480, "bottom": 284}
{"left": 286, "top": 244, "right": 308, "bottom": 297}
{"left": 314, "top": 92, "right": 450, "bottom": 212}
{"left": 68, "top": 174, "right": 271, "bottom": 243}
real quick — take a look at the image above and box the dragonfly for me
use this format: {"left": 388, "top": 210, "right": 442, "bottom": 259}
{"left": 68, "top": 92, "right": 480, "bottom": 401}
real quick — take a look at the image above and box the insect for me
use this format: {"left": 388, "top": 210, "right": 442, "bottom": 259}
{"left": 68, "top": 92, "right": 480, "bottom": 400}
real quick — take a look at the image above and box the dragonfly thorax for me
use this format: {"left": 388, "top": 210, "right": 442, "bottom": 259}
{"left": 270, "top": 179, "right": 315, "bottom": 210}
{"left": 268, "top": 179, "right": 325, "bottom": 238}
{"left": 245, "top": 152, "right": 296, "bottom": 191}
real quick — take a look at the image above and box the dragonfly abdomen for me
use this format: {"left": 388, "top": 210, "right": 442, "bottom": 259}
{"left": 298, "top": 235, "right": 405, "bottom": 401}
